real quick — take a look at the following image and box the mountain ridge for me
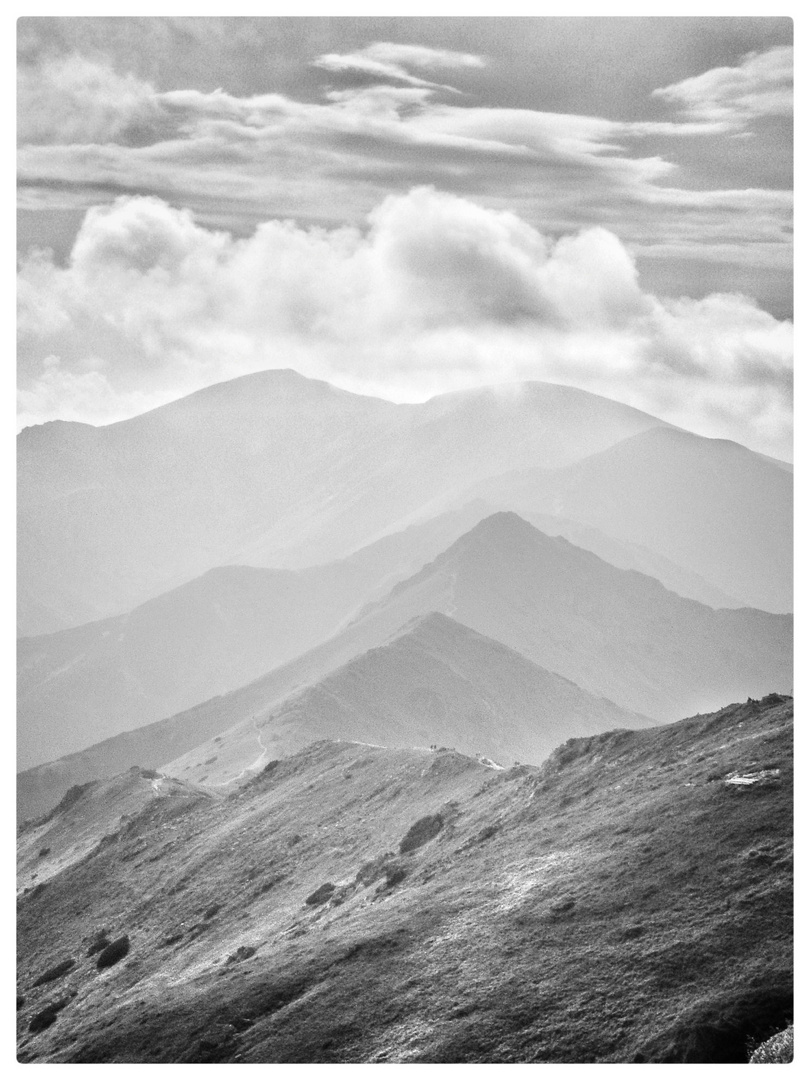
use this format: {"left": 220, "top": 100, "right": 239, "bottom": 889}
{"left": 18, "top": 513, "right": 791, "bottom": 819}
{"left": 164, "top": 610, "right": 652, "bottom": 786}
{"left": 464, "top": 425, "right": 792, "bottom": 612}
{"left": 18, "top": 372, "right": 669, "bottom": 634}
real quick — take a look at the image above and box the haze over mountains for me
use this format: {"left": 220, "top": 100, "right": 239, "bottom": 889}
{"left": 18, "top": 371, "right": 671, "bottom": 636}
{"left": 17, "top": 502, "right": 498, "bottom": 769}
{"left": 165, "top": 613, "right": 651, "bottom": 787}
{"left": 165, "top": 511, "right": 789, "bottom": 786}
{"left": 19, "top": 497, "right": 740, "bottom": 775}
{"left": 466, "top": 426, "right": 792, "bottom": 613}
{"left": 19, "top": 509, "right": 791, "bottom": 819}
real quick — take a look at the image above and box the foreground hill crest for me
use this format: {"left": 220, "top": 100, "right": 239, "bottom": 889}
{"left": 17, "top": 696, "right": 793, "bottom": 1064}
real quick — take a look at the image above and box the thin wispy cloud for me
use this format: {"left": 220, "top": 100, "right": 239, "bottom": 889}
{"left": 314, "top": 41, "right": 486, "bottom": 92}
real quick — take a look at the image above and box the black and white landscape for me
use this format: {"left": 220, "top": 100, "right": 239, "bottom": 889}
{"left": 17, "top": 16, "right": 793, "bottom": 1065}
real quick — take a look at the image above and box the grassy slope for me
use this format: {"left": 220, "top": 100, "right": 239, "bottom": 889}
{"left": 17, "top": 769, "right": 215, "bottom": 894}
{"left": 17, "top": 695, "right": 791, "bottom": 1064}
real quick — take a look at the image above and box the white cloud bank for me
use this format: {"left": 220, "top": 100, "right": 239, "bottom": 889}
{"left": 17, "top": 188, "right": 792, "bottom": 459}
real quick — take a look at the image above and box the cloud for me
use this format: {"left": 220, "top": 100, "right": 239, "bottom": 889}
{"left": 17, "top": 189, "right": 792, "bottom": 459}
{"left": 16, "top": 47, "right": 792, "bottom": 286}
{"left": 652, "top": 46, "right": 793, "bottom": 125}
{"left": 314, "top": 41, "right": 485, "bottom": 91}
{"left": 16, "top": 358, "right": 160, "bottom": 428}
{"left": 17, "top": 54, "right": 163, "bottom": 145}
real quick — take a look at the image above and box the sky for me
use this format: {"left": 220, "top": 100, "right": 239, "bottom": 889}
{"left": 16, "top": 16, "right": 794, "bottom": 459}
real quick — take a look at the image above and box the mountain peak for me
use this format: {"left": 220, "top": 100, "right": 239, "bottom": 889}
{"left": 452, "top": 511, "right": 552, "bottom": 554}
{"left": 468, "top": 510, "right": 536, "bottom": 533}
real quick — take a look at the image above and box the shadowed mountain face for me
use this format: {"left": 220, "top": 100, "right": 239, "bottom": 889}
{"left": 17, "top": 513, "right": 791, "bottom": 820}
{"left": 16, "top": 697, "right": 792, "bottom": 1064}
{"left": 164, "top": 613, "right": 651, "bottom": 786}
{"left": 468, "top": 426, "right": 792, "bottom": 613}
{"left": 18, "top": 371, "right": 668, "bottom": 635}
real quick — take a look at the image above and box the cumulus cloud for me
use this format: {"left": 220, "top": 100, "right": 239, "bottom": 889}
{"left": 652, "top": 46, "right": 793, "bottom": 125}
{"left": 17, "top": 189, "right": 792, "bottom": 458}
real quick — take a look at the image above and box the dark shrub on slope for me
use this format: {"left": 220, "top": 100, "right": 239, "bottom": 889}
{"left": 87, "top": 933, "right": 111, "bottom": 957}
{"left": 305, "top": 883, "right": 336, "bottom": 906}
{"left": 28, "top": 998, "right": 70, "bottom": 1033}
{"left": 96, "top": 936, "right": 130, "bottom": 970}
{"left": 400, "top": 813, "right": 443, "bottom": 854}
{"left": 32, "top": 958, "right": 75, "bottom": 986}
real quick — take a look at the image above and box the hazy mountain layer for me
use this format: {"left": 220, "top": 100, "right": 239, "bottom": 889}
{"left": 469, "top": 426, "right": 792, "bottom": 612}
{"left": 20, "top": 497, "right": 733, "bottom": 771}
{"left": 164, "top": 613, "right": 651, "bottom": 786}
{"left": 16, "top": 696, "right": 793, "bottom": 1064}
{"left": 17, "top": 503, "right": 497, "bottom": 770}
{"left": 257, "top": 511, "right": 789, "bottom": 725}
{"left": 18, "top": 513, "right": 790, "bottom": 819}
{"left": 18, "top": 371, "right": 667, "bottom": 634}
{"left": 520, "top": 511, "right": 741, "bottom": 608}
{"left": 386, "top": 513, "right": 791, "bottom": 718}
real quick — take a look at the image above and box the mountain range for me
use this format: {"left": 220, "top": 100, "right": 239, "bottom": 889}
{"left": 17, "top": 369, "right": 794, "bottom": 1064}
{"left": 18, "top": 511, "right": 791, "bottom": 819}
{"left": 166, "top": 612, "right": 651, "bottom": 786}
{"left": 19, "top": 372, "right": 670, "bottom": 636}
{"left": 465, "top": 425, "right": 792, "bottom": 613}
{"left": 18, "top": 497, "right": 740, "bottom": 773}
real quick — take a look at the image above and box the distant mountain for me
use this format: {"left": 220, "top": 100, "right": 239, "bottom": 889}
{"left": 467, "top": 427, "right": 792, "bottom": 613}
{"left": 17, "top": 696, "right": 792, "bottom": 1063}
{"left": 18, "top": 495, "right": 739, "bottom": 771}
{"left": 519, "top": 511, "right": 742, "bottom": 609}
{"left": 17, "top": 502, "right": 499, "bottom": 770}
{"left": 18, "top": 513, "right": 791, "bottom": 819}
{"left": 18, "top": 371, "right": 667, "bottom": 634}
{"left": 164, "top": 613, "right": 651, "bottom": 785}
{"left": 367, "top": 512, "right": 790, "bottom": 719}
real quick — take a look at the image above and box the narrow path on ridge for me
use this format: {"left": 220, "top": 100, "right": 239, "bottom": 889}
{"left": 210, "top": 715, "right": 270, "bottom": 788}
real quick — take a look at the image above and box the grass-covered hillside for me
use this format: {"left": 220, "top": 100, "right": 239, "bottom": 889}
{"left": 17, "top": 695, "right": 792, "bottom": 1064}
